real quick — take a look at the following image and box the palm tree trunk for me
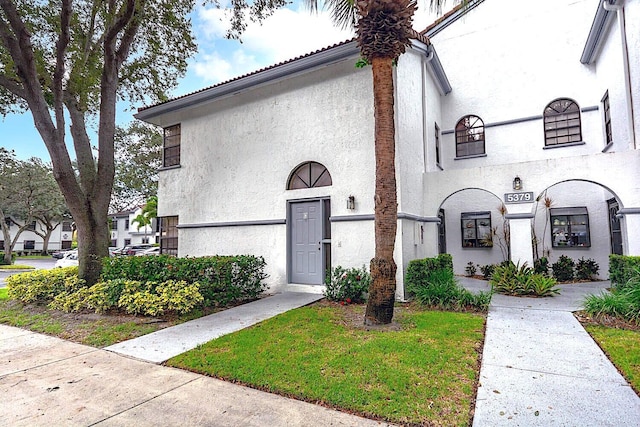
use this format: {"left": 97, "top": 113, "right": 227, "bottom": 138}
{"left": 365, "top": 57, "right": 398, "bottom": 325}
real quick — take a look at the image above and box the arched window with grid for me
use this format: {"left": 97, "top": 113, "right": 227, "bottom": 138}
{"left": 455, "top": 115, "right": 485, "bottom": 157}
{"left": 287, "top": 161, "right": 332, "bottom": 190}
{"left": 543, "top": 98, "right": 582, "bottom": 146}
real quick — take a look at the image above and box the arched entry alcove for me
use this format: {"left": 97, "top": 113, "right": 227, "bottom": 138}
{"left": 532, "top": 179, "right": 623, "bottom": 279}
{"left": 437, "top": 188, "right": 508, "bottom": 275}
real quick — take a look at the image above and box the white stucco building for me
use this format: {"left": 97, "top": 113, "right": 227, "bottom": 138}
{"left": 1, "top": 217, "right": 74, "bottom": 253}
{"left": 136, "top": 0, "right": 640, "bottom": 298}
{"left": 108, "top": 208, "right": 157, "bottom": 249}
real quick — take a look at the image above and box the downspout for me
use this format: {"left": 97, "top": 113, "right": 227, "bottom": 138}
{"left": 603, "top": 0, "right": 637, "bottom": 149}
{"left": 422, "top": 48, "right": 434, "bottom": 173}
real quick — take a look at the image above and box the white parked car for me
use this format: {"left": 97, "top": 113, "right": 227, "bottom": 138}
{"left": 54, "top": 250, "right": 79, "bottom": 268}
{"left": 135, "top": 246, "right": 160, "bottom": 256}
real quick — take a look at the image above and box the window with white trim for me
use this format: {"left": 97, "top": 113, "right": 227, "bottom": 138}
{"left": 455, "top": 115, "right": 485, "bottom": 157}
{"left": 461, "top": 212, "right": 492, "bottom": 248}
{"left": 550, "top": 207, "right": 590, "bottom": 248}
{"left": 544, "top": 98, "right": 581, "bottom": 146}
{"left": 602, "top": 91, "right": 612, "bottom": 146}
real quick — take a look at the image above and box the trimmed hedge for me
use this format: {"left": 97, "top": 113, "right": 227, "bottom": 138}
{"left": 405, "top": 253, "right": 453, "bottom": 286}
{"left": 102, "top": 254, "right": 268, "bottom": 306}
{"left": 7, "top": 255, "right": 268, "bottom": 315}
{"left": 609, "top": 255, "right": 640, "bottom": 289}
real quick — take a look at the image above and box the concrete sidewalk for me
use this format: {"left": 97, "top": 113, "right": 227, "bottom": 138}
{"left": 105, "top": 292, "right": 323, "bottom": 363}
{"left": 459, "top": 277, "right": 640, "bottom": 426}
{"left": 0, "top": 291, "right": 391, "bottom": 427}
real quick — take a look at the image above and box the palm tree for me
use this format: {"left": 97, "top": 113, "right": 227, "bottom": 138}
{"left": 305, "top": 0, "right": 436, "bottom": 324}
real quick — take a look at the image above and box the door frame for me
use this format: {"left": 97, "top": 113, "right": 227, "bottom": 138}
{"left": 287, "top": 197, "right": 331, "bottom": 285}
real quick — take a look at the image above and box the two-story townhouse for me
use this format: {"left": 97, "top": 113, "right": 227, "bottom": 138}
{"left": 1, "top": 217, "right": 74, "bottom": 253}
{"left": 135, "top": 0, "right": 640, "bottom": 298}
{"left": 108, "top": 208, "right": 158, "bottom": 249}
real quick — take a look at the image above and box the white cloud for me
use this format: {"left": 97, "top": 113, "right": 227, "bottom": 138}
{"left": 189, "top": 2, "right": 448, "bottom": 87}
{"left": 191, "top": 4, "right": 353, "bottom": 85}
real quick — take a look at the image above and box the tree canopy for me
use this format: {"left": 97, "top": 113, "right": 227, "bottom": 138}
{"left": 111, "top": 121, "right": 162, "bottom": 212}
{"left": 0, "top": 0, "right": 290, "bottom": 284}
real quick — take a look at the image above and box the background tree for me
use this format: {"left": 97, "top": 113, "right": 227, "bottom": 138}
{"left": 131, "top": 195, "right": 157, "bottom": 243}
{"left": 0, "top": 0, "right": 287, "bottom": 285}
{"left": 111, "top": 121, "right": 162, "bottom": 212}
{"left": 306, "top": 0, "right": 431, "bottom": 324}
{"left": 0, "top": 152, "right": 70, "bottom": 259}
{"left": 22, "top": 158, "right": 71, "bottom": 254}
{"left": 0, "top": 148, "right": 22, "bottom": 264}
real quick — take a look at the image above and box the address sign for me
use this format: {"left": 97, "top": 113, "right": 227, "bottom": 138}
{"left": 504, "top": 192, "right": 534, "bottom": 204}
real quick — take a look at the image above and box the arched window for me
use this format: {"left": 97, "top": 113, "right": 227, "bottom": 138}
{"left": 544, "top": 98, "right": 581, "bottom": 146}
{"left": 455, "top": 115, "right": 485, "bottom": 157}
{"left": 287, "top": 161, "right": 332, "bottom": 190}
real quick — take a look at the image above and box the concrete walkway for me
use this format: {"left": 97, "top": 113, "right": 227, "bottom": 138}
{"left": 460, "top": 277, "right": 640, "bottom": 426}
{"left": 105, "top": 292, "right": 323, "bottom": 363}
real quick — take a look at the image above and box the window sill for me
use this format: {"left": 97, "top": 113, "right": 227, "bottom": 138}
{"left": 454, "top": 153, "right": 487, "bottom": 161}
{"left": 543, "top": 141, "right": 586, "bottom": 150}
{"left": 602, "top": 141, "right": 614, "bottom": 153}
{"left": 159, "top": 164, "right": 181, "bottom": 172}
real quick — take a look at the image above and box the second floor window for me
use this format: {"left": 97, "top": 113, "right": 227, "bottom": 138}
{"left": 455, "top": 115, "right": 485, "bottom": 157}
{"left": 435, "top": 122, "right": 441, "bottom": 167}
{"left": 602, "top": 91, "right": 612, "bottom": 146}
{"left": 163, "top": 124, "right": 181, "bottom": 167}
{"left": 544, "top": 98, "right": 581, "bottom": 146}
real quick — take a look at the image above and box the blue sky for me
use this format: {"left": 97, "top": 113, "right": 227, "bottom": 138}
{"left": 0, "top": 2, "right": 440, "bottom": 161}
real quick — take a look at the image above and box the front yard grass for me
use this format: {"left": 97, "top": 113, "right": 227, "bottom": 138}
{"left": 168, "top": 302, "right": 485, "bottom": 426}
{"left": 0, "top": 289, "right": 183, "bottom": 346}
{"left": 585, "top": 325, "right": 640, "bottom": 395}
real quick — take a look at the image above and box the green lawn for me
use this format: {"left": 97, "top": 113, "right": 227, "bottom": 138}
{"left": 168, "top": 304, "right": 485, "bottom": 426}
{"left": 585, "top": 325, "right": 640, "bottom": 394}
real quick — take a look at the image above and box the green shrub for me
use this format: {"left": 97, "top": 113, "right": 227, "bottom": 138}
{"left": 408, "top": 268, "right": 491, "bottom": 311}
{"left": 465, "top": 262, "right": 477, "bottom": 277}
{"left": 479, "top": 264, "right": 495, "bottom": 280}
{"left": 609, "top": 255, "right": 640, "bottom": 289}
{"left": 324, "top": 265, "right": 370, "bottom": 303}
{"left": 405, "top": 254, "right": 454, "bottom": 288}
{"left": 551, "top": 255, "right": 575, "bottom": 282}
{"left": 102, "top": 255, "right": 267, "bottom": 306}
{"left": 583, "top": 288, "right": 640, "bottom": 324}
{"left": 534, "top": 257, "right": 550, "bottom": 276}
{"left": 524, "top": 274, "right": 560, "bottom": 297}
{"left": 157, "top": 280, "right": 204, "bottom": 313}
{"left": 6, "top": 267, "right": 79, "bottom": 303}
{"left": 0, "top": 252, "right": 16, "bottom": 265}
{"left": 575, "top": 257, "right": 600, "bottom": 281}
{"left": 491, "top": 261, "right": 559, "bottom": 297}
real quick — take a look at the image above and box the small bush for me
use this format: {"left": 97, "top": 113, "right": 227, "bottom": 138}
{"left": 551, "top": 255, "right": 575, "bottom": 282}
{"left": 405, "top": 254, "right": 454, "bottom": 288}
{"left": 491, "top": 261, "right": 559, "bottom": 297}
{"left": 575, "top": 257, "right": 599, "bottom": 281}
{"left": 609, "top": 255, "right": 640, "bottom": 288}
{"left": 534, "top": 257, "right": 550, "bottom": 276}
{"left": 6, "top": 267, "right": 79, "bottom": 303}
{"left": 408, "top": 268, "right": 491, "bottom": 311}
{"left": 479, "top": 264, "right": 495, "bottom": 280}
{"left": 465, "top": 262, "right": 477, "bottom": 277}
{"left": 583, "top": 287, "right": 640, "bottom": 324}
{"left": 324, "top": 265, "right": 370, "bottom": 303}
{"left": 524, "top": 274, "right": 560, "bottom": 297}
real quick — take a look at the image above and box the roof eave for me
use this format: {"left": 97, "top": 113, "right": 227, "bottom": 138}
{"left": 580, "top": 0, "right": 619, "bottom": 64}
{"left": 135, "top": 41, "right": 360, "bottom": 123}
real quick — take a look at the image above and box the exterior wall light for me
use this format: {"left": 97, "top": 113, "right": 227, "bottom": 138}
{"left": 513, "top": 176, "right": 522, "bottom": 190}
{"left": 347, "top": 195, "right": 355, "bottom": 210}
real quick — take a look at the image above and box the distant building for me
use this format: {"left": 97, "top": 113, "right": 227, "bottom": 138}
{"left": 108, "top": 208, "right": 158, "bottom": 248}
{"left": 1, "top": 217, "right": 74, "bottom": 253}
